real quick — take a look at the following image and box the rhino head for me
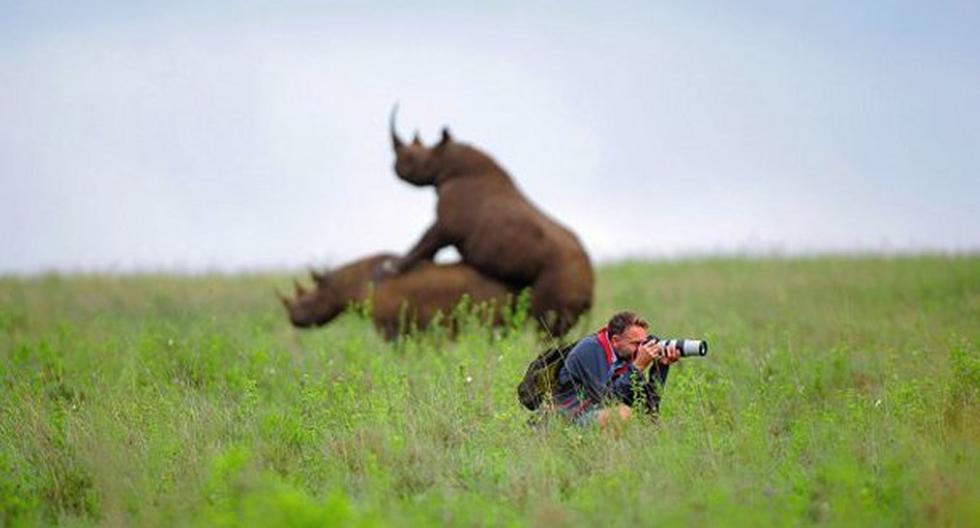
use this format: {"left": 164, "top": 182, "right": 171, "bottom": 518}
{"left": 279, "top": 254, "right": 392, "bottom": 327}
{"left": 389, "top": 104, "right": 455, "bottom": 187}
{"left": 279, "top": 274, "right": 346, "bottom": 328}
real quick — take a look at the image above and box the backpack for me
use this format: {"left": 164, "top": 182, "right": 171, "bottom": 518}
{"left": 516, "top": 341, "right": 576, "bottom": 411}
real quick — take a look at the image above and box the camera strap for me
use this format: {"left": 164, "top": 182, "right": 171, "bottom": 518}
{"left": 596, "top": 327, "right": 615, "bottom": 366}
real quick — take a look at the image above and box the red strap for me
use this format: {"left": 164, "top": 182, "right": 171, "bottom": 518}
{"left": 596, "top": 326, "right": 614, "bottom": 366}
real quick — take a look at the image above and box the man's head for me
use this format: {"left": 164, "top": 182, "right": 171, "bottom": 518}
{"left": 607, "top": 311, "right": 650, "bottom": 360}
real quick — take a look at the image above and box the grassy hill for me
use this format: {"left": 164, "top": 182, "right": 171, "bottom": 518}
{"left": 1, "top": 256, "right": 977, "bottom": 526}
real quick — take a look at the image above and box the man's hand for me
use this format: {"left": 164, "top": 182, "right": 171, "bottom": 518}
{"left": 634, "top": 340, "right": 680, "bottom": 370}
{"left": 658, "top": 343, "right": 681, "bottom": 365}
{"left": 634, "top": 340, "right": 658, "bottom": 370}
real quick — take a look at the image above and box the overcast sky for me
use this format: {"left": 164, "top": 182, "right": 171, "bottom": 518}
{"left": 2, "top": 1, "right": 978, "bottom": 273}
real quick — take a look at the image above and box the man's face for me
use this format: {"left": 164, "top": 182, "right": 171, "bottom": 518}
{"left": 611, "top": 325, "right": 648, "bottom": 360}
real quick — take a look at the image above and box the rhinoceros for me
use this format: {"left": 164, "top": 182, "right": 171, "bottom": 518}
{"left": 382, "top": 107, "right": 594, "bottom": 337}
{"left": 281, "top": 253, "right": 517, "bottom": 340}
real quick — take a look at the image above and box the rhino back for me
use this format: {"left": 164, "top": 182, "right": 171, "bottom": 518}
{"left": 372, "top": 262, "right": 514, "bottom": 334}
{"left": 436, "top": 176, "right": 586, "bottom": 285}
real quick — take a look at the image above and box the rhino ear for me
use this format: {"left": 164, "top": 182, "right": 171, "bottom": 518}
{"left": 437, "top": 127, "right": 452, "bottom": 148}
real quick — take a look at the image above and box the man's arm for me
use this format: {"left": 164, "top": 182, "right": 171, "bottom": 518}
{"left": 649, "top": 363, "right": 670, "bottom": 386}
{"left": 609, "top": 365, "right": 642, "bottom": 402}
{"left": 611, "top": 341, "right": 676, "bottom": 408}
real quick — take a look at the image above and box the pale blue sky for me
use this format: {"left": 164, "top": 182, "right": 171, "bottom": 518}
{"left": 2, "top": 2, "right": 978, "bottom": 273}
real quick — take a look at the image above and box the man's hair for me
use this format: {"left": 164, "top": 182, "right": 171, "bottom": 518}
{"left": 607, "top": 311, "right": 649, "bottom": 337}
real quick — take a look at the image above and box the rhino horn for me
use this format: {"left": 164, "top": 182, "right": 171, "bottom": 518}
{"left": 390, "top": 103, "right": 405, "bottom": 150}
{"left": 293, "top": 279, "right": 309, "bottom": 297}
{"left": 276, "top": 290, "right": 292, "bottom": 310}
{"left": 412, "top": 130, "right": 422, "bottom": 146}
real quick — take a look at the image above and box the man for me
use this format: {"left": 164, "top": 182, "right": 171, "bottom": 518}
{"left": 552, "top": 311, "right": 680, "bottom": 428}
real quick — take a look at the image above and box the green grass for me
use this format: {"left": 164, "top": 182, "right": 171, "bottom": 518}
{"left": 1, "top": 255, "right": 978, "bottom": 526}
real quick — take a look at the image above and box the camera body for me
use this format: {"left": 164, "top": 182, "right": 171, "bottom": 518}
{"left": 645, "top": 335, "right": 708, "bottom": 357}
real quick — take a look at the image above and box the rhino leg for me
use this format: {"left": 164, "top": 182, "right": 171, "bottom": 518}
{"left": 397, "top": 223, "right": 448, "bottom": 273}
{"left": 529, "top": 268, "right": 592, "bottom": 338}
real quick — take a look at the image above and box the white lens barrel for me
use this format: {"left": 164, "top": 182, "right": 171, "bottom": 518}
{"left": 669, "top": 339, "right": 708, "bottom": 357}
{"left": 654, "top": 337, "right": 709, "bottom": 357}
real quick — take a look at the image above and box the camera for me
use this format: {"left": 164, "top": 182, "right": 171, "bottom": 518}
{"left": 644, "top": 335, "right": 708, "bottom": 357}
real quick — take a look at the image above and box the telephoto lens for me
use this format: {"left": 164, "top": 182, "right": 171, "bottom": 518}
{"left": 645, "top": 335, "right": 708, "bottom": 357}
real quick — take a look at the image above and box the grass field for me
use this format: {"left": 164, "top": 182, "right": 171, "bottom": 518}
{"left": 1, "top": 255, "right": 978, "bottom": 526}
